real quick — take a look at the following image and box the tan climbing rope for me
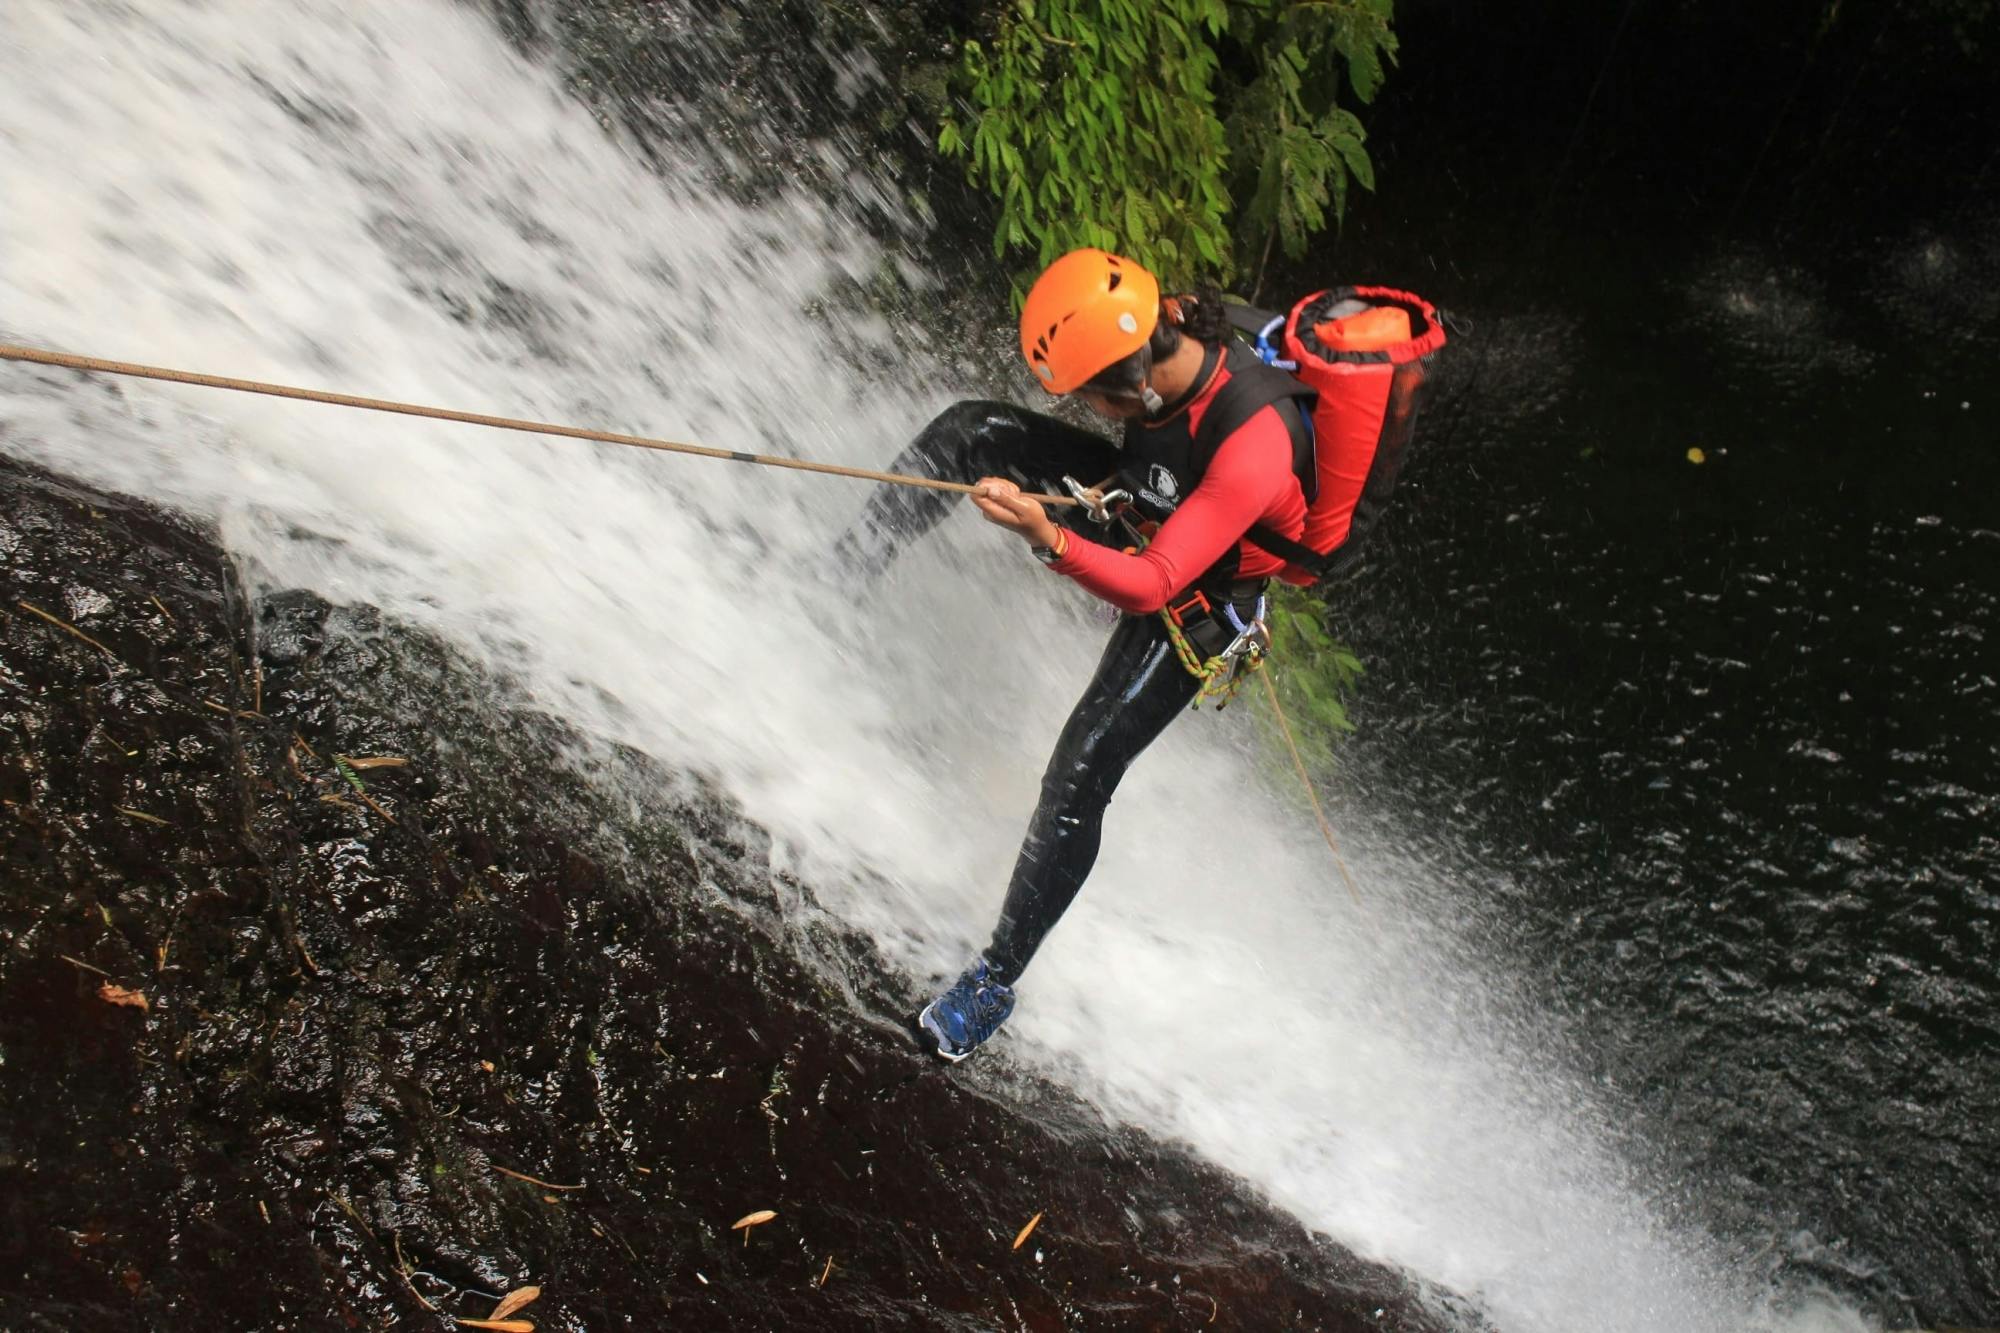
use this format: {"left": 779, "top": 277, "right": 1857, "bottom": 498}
{"left": 0, "top": 343, "right": 1077, "bottom": 507}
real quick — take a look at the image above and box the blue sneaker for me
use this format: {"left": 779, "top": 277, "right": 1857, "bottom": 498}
{"left": 917, "top": 958, "right": 1016, "bottom": 1062}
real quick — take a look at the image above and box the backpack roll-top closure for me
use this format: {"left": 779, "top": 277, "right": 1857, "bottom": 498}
{"left": 1286, "top": 286, "right": 1447, "bottom": 368}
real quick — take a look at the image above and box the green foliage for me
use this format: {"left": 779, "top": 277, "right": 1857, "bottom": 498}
{"left": 1223, "top": 0, "right": 1394, "bottom": 278}
{"left": 940, "top": 0, "right": 1235, "bottom": 283}
{"left": 939, "top": 1, "right": 1397, "bottom": 287}
{"left": 1253, "top": 583, "right": 1364, "bottom": 774}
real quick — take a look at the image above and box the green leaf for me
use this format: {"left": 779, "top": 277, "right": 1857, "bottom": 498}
{"left": 1191, "top": 225, "right": 1221, "bottom": 267}
{"left": 1336, "top": 134, "right": 1375, "bottom": 193}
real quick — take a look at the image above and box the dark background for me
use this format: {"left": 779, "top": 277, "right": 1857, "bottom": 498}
{"left": 1358, "top": 0, "right": 1998, "bottom": 267}
{"left": 1312, "top": 0, "right": 1998, "bottom": 1324}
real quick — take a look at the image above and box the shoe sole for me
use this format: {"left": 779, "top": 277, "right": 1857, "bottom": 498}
{"left": 915, "top": 1002, "right": 972, "bottom": 1063}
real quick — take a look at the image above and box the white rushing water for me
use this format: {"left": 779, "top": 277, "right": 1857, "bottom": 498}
{"left": 0, "top": 4, "right": 1873, "bottom": 1330}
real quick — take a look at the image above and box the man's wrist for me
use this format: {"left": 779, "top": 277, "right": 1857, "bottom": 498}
{"left": 1030, "top": 526, "right": 1069, "bottom": 565}
{"left": 1024, "top": 519, "right": 1062, "bottom": 549}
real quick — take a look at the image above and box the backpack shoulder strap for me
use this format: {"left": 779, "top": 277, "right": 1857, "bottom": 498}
{"left": 1190, "top": 344, "right": 1315, "bottom": 464}
{"left": 1205, "top": 323, "right": 1333, "bottom": 580}
{"left": 1240, "top": 521, "right": 1333, "bottom": 578}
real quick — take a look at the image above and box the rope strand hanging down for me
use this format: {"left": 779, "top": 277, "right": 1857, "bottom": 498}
{"left": 1260, "top": 668, "right": 1365, "bottom": 908}
{"left": 0, "top": 343, "right": 1078, "bottom": 507}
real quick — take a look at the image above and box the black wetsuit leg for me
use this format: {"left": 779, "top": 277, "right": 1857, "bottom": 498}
{"left": 835, "top": 400, "right": 1120, "bottom": 580}
{"left": 838, "top": 399, "right": 1200, "bottom": 985}
{"left": 983, "top": 613, "right": 1202, "bottom": 984}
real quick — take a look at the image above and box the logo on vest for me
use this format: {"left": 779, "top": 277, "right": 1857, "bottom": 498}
{"left": 1147, "top": 464, "right": 1179, "bottom": 502}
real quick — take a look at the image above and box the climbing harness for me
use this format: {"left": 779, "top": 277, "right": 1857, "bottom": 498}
{"left": 1159, "top": 589, "right": 1270, "bottom": 710}
{"left": 1061, "top": 474, "right": 1272, "bottom": 711}
{"left": 1063, "top": 467, "right": 1270, "bottom": 710}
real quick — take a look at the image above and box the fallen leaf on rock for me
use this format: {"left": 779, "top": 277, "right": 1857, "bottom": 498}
{"left": 489, "top": 1286, "right": 541, "bottom": 1320}
{"left": 733, "top": 1209, "right": 776, "bottom": 1246}
{"left": 489, "top": 1165, "right": 582, "bottom": 1191}
{"left": 98, "top": 984, "right": 149, "bottom": 1012}
{"left": 453, "top": 1321, "right": 533, "bottom": 1332}
{"left": 1012, "top": 1212, "right": 1043, "bottom": 1250}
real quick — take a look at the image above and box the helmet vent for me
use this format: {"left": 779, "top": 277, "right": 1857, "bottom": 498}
{"left": 1106, "top": 270, "right": 1123, "bottom": 291}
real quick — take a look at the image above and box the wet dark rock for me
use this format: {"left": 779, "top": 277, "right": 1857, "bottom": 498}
{"left": 0, "top": 454, "right": 1450, "bottom": 1331}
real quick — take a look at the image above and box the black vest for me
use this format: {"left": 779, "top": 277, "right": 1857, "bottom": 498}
{"left": 1117, "top": 341, "right": 1316, "bottom": 593}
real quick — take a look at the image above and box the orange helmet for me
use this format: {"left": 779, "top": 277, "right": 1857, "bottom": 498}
{"left": 1019, "top": 249, "right": 1161, "bottom": 394}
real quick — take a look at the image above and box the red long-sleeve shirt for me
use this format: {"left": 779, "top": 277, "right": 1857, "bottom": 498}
{"left": 1048, "top": 399, "right": 1306, "bottom": 614}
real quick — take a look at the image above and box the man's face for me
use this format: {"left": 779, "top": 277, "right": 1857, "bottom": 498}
{"left": 1073, "top": 388, "right": 1147, "bottom": 421}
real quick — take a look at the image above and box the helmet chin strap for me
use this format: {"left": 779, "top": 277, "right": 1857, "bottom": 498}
{"left": 1133, "top": 340, "right": 1164, "bottom": 413}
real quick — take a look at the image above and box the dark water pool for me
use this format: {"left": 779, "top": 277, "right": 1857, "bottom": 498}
{"left": 1321, "top": 49, "right": 1998, "bottom": 1320}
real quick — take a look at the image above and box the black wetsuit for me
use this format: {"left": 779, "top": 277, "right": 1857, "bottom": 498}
{"left": 838, "top": 399, "right": 1269, "bottom": 984}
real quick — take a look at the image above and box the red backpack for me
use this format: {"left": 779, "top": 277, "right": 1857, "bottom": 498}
{"left": 1227, "top": 287, "right": 1448, "bottom": 584}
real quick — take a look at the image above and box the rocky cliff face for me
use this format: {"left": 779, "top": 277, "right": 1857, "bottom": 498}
{"left": 0, "top": 454, "right": 1444, "bottom": 1332}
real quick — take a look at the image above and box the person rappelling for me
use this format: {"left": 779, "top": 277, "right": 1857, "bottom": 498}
{"left": 835, "top": 247, "right": 1447, "bottom": 1062}
{"left": 0, "top": 247, "right": 1441, "bottom": 1068}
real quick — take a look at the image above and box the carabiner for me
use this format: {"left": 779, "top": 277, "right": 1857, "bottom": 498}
{"left": 1062, "top": 475, "right": 1133, "bottom": 526}
{"left": 1219, "top": 618, "right": 1272, "bottom": 665}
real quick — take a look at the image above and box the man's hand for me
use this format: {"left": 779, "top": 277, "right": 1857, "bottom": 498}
{"left": 972, "top": 477, "right": 1061, "bottom": 549}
